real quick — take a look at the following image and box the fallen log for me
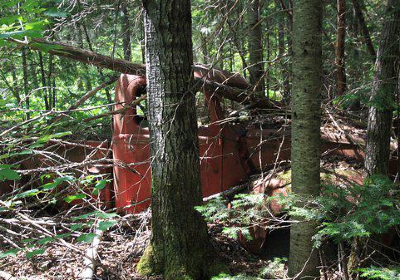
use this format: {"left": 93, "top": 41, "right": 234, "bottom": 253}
{"left": 10, "top": 38, "right": 281, "bottom": 110}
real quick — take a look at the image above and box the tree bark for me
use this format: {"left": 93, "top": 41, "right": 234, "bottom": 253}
{"left": 351, "top": 0, "right": 376, "bottom": 58}
{"left": 276, "top": 0, "right": 290, "bottom": 100}
{"left": 365, "top": 0, "right": 400, "bottom": 176}
{"left": 288, "top": 0, "right": 322, "bottom": 278}
{"left": 136, "top": 1, "right": 219, "bottom": 279}
{"left": 247, "top": 0, "right": 265, "bottom": 96}
{"left": 121, "top": 0, "right": 132, "bottom": 61}
{"left": 38, "top": 52, "right": 50, "bottom": 110}
{"left": 21, "top": 47, "right": 30, "bottom": 120}
{"left": 336, "top": 0, "right": 347, "bottom": 96}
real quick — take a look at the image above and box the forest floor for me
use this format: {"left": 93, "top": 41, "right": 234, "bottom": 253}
{"left": 0, "top": 215, "right": 277, "bottom": 280}
{"left": 0, "top": 116, "right": 389, "bottom": 280}
{"left": 0, "top": 154, "right": 365, "bottom": 280}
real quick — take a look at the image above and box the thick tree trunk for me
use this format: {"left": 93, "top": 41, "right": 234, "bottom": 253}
{"left": 136, "top": 1, "right": 219, "bottom": 279}
{"left": 247, "top": 0, "right": 264, "bottom": 96}
{"left": 336, "top": 0, "right": 347, "bottom": 96}
{"left": 288, "top": 0, "right": 322, "bottom": 278}
{"left": 351, "top": 0, "right": 376, "bottom": 58}
{"left": 365, "top": 0, "right": 400, "bottom": 176}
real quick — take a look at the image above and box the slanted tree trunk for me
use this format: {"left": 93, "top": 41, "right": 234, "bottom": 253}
{"left": 365, "top": 0, "right": 400, "bottom": 176}
{"left": 352, "top": 0, "right": 376, "bottom": 58}
{"left": 288, "top": 0, "right": 322, "bottom": 278}
{"left": 136, "top": 1, "right": 219, "bottom": 279}
{"left": 247, "top": 0, "right": 265, "bottom": 96}
{"left": 336, "top": 0, "right": 347, "bottom": 96}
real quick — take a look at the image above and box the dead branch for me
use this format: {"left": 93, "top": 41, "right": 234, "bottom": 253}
{"left": 10, "top": 38, "right": 281, "bottom": 110}
{"left": 79, "top": 224, "right": 104, "bottom": 280}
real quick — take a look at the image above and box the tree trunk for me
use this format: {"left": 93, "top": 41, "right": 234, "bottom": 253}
{"left": 351, "top": 0, "right": 376, "bottom": 58}
{"left": 276, "top": 0, "right": 290, "bottom": 100}
{"left": 38, "top": 52, "right": 50, "bottom": 110}
{"left": 11, "top": 65, "right": 21, "bottom": 104}
{"left": 21, "top": 47, "right": 30, "bottom": 120}
{"left": 247, "top": 0, "right": 265, "bottom": 96}
{"left": 121, "top": 0, "right": 132, "bottom": 61}
{"left": 288, "top": 0, "right": 322, "bottom": 278}
{"left": 336, "top": 0, "right": 347, "bottom": 96}
{"left": 365, "top": 0, "right": 400, "bottom": 176}
{"left": 136, "top": 1, "right": 219, "bottom": 279}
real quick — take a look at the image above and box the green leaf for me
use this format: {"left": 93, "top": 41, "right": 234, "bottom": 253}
{"left": 36, "top": 131, "right": 72, "bottom": 144}
{"left": 26, "top": 248, "right": 45, "bottom": 258}
{"left": 93, "top": 179, "right": 108, "bottom": 195}
{"left": 41, "top": 182, "right": 59, "bottom": 190}
{"left": 0, "top": 248, "right": 21, "bottom": 258}
{"left": 37, "top": 237, "right": 54, "bottom": 245}
{"left": 54, "top": 233, "right": 71, "bottom": 239}
{"left": 0, "top": 30, "right": 42, "bottom": 39}
{"left": 95, "top": 179, "right": 107, "bottom": 190}
{"left": 72, "top": 211, "right": 119, "bottom": 221}
{"left": 0, "top": 168, "right": 20, "bottom": 180}
{"left": 13, "top": 189, "right": 40, "bottom": 199}
{"left": 98, "top": 220, "right": 117, "bottom": 231}
{"left": 44, "top": 8, "right": 69, "bottom": 18}
{"left": 70, "top": 223, "right": 85, "bottom": 231}
{"left": 77, "top": 233, "right": 97, "bottom": 243}
{"left": 64, "top": 194, "right": 86, "bottom": 203}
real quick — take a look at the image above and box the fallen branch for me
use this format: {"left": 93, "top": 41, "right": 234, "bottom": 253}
{"left": 10, "top": 38, "right": 146, "bottom": 76}
{"left": 79, "top": 225, "right": 104, "bottom": 280}
{"left": 10, "top": 38, "right": 281, "bottom": 110}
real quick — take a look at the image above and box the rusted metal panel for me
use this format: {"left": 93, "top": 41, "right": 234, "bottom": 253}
{"left": 112, "top": 74, "right": 250, "bottom": 213}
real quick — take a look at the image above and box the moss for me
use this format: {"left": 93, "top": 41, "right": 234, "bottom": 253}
{"left": 164, "top": 267, "right": 196, "bottom": 280}
{"left": 206, "top": 261, "right": 229, "bottom": 277}
{"left": 136, "top": 245, "right": 161, "bottom": 276}
{"left": 137, "top": 243, "right": 227, "bottom": 280}
{"left": 277, "top": 169, "right": 292, "bottom": 183}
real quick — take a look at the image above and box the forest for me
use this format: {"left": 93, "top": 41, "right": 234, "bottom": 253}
{"left": 0, "top": 0, "right": 400, "bottom": 279}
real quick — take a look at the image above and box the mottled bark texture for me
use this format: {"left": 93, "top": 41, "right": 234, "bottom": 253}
{"left": 288, "top": 0, "right": 322, "bottom": 278}
{"left": 365, "top": 0, "right": 400, "bottom": 176}
{"left": 136, "top": 1, "right": 219, "bottom": 279}
{"left": 336, "top": 0, "right": 347, "bottom": 96}
{"left": 247, "top": 0, "right": 265, "bottom": 96}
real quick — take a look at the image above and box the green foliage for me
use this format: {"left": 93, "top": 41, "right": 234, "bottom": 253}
{"left": 26, "top": 248, "right": 45, "bottom": 258}
{"left": 0, "top": 165, "right": 20, "bottom": 181}
{"left": 196, "top": 193, "right": 272, "bottom": 240}
{"left": 211, "top": 273, "right": 258, "bottom": 280}
{"left": 211, "top": 259, "right": 287, "bottom": 280}
{"left": 77, "top": 232, "right": 97, "bottom": 243}
{"left": 312, "top": 176, "right": 400, "bottom": 246}
{"left": 259, "top": 258, "right": 287, "bottom": 279}
{"left": 359, "top": 266, "right": 400, "bottom": 280}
